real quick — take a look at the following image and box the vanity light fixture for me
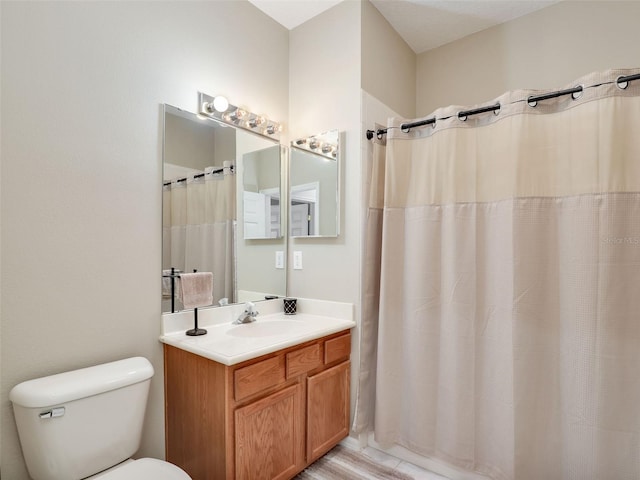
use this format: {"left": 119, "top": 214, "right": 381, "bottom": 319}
{"left": 265, "top": 123, "right": 283, "bottom": 135}
{"left": 223, "top": 107, "right": 248, "bottom": 123}
{"left": 202, "top": 95, "right": 230, "bottom": 114}
{"left": 292, "top": 133, "right": 338, "bottom": 160}
{"left": 197, "top": 91, "right": 282, "bottom": 140}
{"left": 246, "top": 114, "right": 266, "bottom": 129}
{"left": 212, "top": 95, "right": 229, "bottom": 112}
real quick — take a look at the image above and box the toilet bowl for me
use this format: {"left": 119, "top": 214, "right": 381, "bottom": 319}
{"left": 9, "top": 357, "right": 191, "bottom": 480}
{"left": 90, "top": 458, "right": 190, "bottom": 479}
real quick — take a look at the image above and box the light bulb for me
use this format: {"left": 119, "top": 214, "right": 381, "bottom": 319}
{"left": 247, "top": 115, "right": 266, "bottom": 129}
{"left": 223, "top": 107, "right": 246, "bottom": 123}
{"left": 212, "top": 95, "right": 229, "bottom": 112}
{"left": 265, "top": 123, "right": 282, "bottom": 135}
{"left": 309, "top": 139, "right": 319, "bottom": 150}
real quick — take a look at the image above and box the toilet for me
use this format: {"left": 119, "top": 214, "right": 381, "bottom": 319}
{"left": 9, "top": 357, "right": 191, "bottom": 480}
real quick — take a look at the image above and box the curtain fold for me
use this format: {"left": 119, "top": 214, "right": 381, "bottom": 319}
{"left": 162, "top": 166, "right": 236, "bottom": 308}
{"left": 353, "top": 134, "right": 386, "bottom": 434}
{"left": 357, "top": 68, "right": 640, "bottom": 480}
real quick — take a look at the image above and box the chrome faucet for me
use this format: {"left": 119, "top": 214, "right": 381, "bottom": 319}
{"left": 233, "top": 302, "right": 259, "bottom": 324}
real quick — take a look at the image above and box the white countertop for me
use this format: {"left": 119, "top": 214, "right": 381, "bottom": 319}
{"left": 160, "top": 298, "right": 355, "bottom": 366}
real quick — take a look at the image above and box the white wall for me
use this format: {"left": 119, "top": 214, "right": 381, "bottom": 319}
{"left": 0, "top": 2, "right": 288, "bottom": 478}
{"left": 417, "top": 1, "right": 640, "bottom": 116}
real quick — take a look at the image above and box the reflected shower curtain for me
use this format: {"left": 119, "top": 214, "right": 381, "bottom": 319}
{"left": 163, "top": 165, "right": 236, "bottom": 307}
{"left": 356, "top": 69, "right": 640, "bottom": 480}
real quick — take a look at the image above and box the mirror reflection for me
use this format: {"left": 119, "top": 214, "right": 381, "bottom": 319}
{"left": 162, "top": 105, "right": 286, "bottom": 313}
{"left": 290, "top": 130, "right": 340, "bottom": 237}
{"left": 242, "top": 145, "right": 282, "bottom": 239}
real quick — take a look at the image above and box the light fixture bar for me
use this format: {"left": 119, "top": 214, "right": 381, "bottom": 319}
{"left": 292, "top": 134, "right": 337, "bottom": 160}
{"left": 197, "top": 92, "right": 282, "bottom": 141}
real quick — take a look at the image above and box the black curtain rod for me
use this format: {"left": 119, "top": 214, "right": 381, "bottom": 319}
{"left": 366, "top": 73, "right": 640, "bottom": 140}
{"left": 163, "top": 165, "right": 234, "bottom": 187}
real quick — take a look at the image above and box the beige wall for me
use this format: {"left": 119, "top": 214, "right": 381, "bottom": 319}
{"left": 288, "top": 0, "right": 361, "bottom": 305}
{"left": 164, "top": 112, "right": 218, "bottom": 173}
{"left": 0, "top": 2, "right": 288, "bottom": 478}
{"left": 288, "top": 0, "right": 363, "bottom": 424}
{"left": 361, "top": 0, "right": 416, "bottom": 118}
{"left": 417, "top": 1, "right": 640, "bottom": 116}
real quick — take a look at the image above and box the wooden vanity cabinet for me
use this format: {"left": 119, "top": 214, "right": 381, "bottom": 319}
{"left": 164, "top": 330, "right": 351, "bottom": 480}
{"left": 307, "top": 361, "right": 350, "bottom": 463}
{"left": 235, "top": 383, "right": 304, "bottom": 480}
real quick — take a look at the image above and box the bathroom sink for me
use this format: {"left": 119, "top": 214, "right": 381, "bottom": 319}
{"left": 161, "top": 311, "right": 355, "bottom": 365}
{"left": 225, "top": 320, "right": 308, "bottom": 338}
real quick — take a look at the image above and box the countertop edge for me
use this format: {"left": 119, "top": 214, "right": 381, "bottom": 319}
{"left": 160, "top": 319, "right": 355, "bottom": 366}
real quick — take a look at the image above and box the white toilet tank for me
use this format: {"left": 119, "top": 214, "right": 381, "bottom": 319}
{"left": 10, "top": 357, "right": 154, "bottom": 480}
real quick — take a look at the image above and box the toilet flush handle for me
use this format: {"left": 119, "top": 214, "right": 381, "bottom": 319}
{"left": 39, "top": 407, "right": 65, "bottom": 419}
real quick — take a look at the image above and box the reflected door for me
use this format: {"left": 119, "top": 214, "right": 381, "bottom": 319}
{"left": 243, "top": 190, "right": 269, "bottom": 238}
{"left": 290, "top": 203, "right": 309, "bottom": 236}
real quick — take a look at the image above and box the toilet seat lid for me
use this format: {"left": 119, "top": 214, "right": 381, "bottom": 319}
{"left": 93, "top": 458, "right": 191, "bottom": 480}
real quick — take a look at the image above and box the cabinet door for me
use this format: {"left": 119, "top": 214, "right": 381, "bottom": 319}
{"left": 235, "top": 383, "right": 304, "bottom": 480}
{"left": 306, "top": 361, "right": 350, "bottom": 462}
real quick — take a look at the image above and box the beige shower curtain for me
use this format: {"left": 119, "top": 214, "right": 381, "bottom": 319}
{"left": 162, "top": 164, "right": 236, "bottom": 308}
{"left": 356, "top": 69, "right": 640, "bottom": 480}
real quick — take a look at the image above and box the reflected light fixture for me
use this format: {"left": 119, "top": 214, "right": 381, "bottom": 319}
{"left": 292, "top": 133, "right": 338, "bottom": 160}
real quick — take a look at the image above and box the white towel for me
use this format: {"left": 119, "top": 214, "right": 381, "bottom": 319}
{"left": 162, "top": 270, "right": 174, "bottom": 298}
{"left": 177, "top": 272, "right": 213, "bottom": 309}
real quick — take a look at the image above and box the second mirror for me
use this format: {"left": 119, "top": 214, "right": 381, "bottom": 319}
{"left": 290, "top": 130, "right": 340, "bottom": 237}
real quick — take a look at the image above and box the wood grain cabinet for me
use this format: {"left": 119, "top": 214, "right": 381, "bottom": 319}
{"left": 164, "top": 330, "right": 351, "bottom": 480}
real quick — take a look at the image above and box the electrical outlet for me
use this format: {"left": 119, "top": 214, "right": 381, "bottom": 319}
{"left": 293, "top": 251, "right": 303, "bottom": 270}
{"left": 275, "top": 251, "right": 284, "bottom": 269}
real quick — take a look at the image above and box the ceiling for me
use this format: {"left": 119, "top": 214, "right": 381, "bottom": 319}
{"left": 248, "top": 0, "right": 558, "bottom": 53}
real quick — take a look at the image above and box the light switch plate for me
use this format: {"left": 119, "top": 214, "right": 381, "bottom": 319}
{"left": 293, "top": 251, "right": 303, "bottom": 270}
{"left": 275, "top": 251, "right": 284, "bottom": 269}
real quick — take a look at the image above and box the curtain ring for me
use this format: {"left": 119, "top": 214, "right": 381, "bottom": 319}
{"left": 401, "top": 124, "right": 411, "bottom": 133}
{"left": 616, "top": 75, "right": 629, "bottom": 90}
{"left": 571, "top": 85, "right": 584, "bottom": 100}
{"left": 527, "top": 97, "right": 537, "bottom": 107}
{"left": 493, "top": 103, "right": 501, "bottom": 115}
{"left": 458, "top": 114, "right": 467, "bottom": 122}
{"left": 377, "top": 130, "right": 385, "bottom": 140}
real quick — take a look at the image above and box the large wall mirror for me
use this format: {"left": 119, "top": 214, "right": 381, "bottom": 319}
{"left": 162, "top": 104, "right": 286, "bottom": 313}
{"left": 290, "top": 130, "right": 340, "bottom": 237}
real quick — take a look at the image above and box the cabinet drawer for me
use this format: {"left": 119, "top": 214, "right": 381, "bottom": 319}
{"left": 235, "top": 356, "right": 285, "bottom": 401}
{"left": 286, "top": 343, "right": 322, "bottom": 379}
{"left": 324, "top": 333, "right": 351, "bottom": 364}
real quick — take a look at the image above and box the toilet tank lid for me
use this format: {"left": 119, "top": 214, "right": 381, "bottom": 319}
{"left": 9, "top": 357, "right": 154, "bottom": 408}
